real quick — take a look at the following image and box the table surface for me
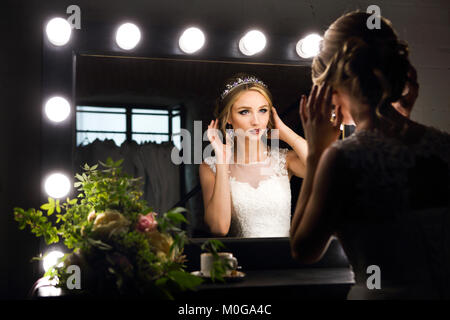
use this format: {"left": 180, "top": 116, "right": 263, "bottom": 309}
{"left": 35, "top": 267, "right": 355, "bottom": 299}
{"left": 195, "top": 267, "right": 355, "bottom": 289}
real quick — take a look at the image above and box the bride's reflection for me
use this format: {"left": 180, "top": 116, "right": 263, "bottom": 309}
{"left": 73, "top": 55, "right": 313, "bottom": 238}
{"left": 200, "top": 73, "right": 308, "bottom": 237}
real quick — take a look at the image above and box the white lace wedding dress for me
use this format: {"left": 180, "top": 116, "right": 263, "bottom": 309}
{"left": 204, "top": 147, "right": 291, "bottom": 238}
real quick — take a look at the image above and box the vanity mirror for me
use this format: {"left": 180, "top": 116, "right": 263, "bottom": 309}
{"left": 42, "top": 19, "right": 351, "bottom": 240}
{"left": 72, "top": 54, "right": 312, "bottom": 238}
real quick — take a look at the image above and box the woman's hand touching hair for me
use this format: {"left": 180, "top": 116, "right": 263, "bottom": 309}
{"left": 300, "top": 84, "right": 343, "bottom": 157}
{"left": 207, "top": 119, "right": 233, "bottom": 165}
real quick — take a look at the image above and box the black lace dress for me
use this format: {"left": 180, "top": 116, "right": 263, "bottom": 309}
{"left": 330, "top": 125, "right": 450, "bottom": 299}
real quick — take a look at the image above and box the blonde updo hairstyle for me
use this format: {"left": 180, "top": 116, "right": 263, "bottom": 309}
{"left": 312, "top": 11, "right": 413, "bottom": 131}
{"left": 214, "top": 73, "right": 275, "bottom": 143}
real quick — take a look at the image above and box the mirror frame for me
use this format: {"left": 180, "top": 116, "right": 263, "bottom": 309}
{"left": 41, "top": 18, "right": 321, "bottom": 244}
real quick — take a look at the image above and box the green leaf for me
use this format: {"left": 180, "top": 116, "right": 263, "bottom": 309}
{"left": 105, "top": 157, "right": 114, "bottom": 167}
{"left": 87, "top": 238, "right": 113, "bottom": 250}
{"left": 155, "top": 277, "right": 168, "bottom": 287}
{"left": 40, "top": 203, "right": 51, "bottom": 210}
{"left": 14, "top": 207, "right": 25, "bottom": 214}
{"left": 115, "top": 159, "right": 124, "bottom": 167}
{"left": 210, "top": 260, "right": 227, "bottom": 283}
{"left": 48, "top": 207, "right": 54, "bottom": 216}
{"left": 201, "top": 239, "right": 226, "bottom": 254}
{"left": 30, "top": 255, "right": 44, "bottom": 262}
{"left": 165, "top": 212, "right": 187, "bottom": 224}
{"left": 170, "top": 207, "right": 188, "bottom": 214}
{"left": 98, "top": 160, "right": 108, "bottom": 168}
{"left": 168, "top": 270, "right": 203, "bottom": 291}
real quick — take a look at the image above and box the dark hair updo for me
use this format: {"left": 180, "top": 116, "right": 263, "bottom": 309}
{"left": 312, "top": 10, "right": 414, "bottom": 129}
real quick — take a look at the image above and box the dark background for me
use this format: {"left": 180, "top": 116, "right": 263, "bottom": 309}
{"left": 1, "top": 0, "right": 449, "bottom": 299}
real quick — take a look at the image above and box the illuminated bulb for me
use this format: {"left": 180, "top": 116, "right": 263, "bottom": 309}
{"left": 239, "top": 30, "right": 266, "bottom": 56}
{"left": 43, "top": 250, "right": 64, "bottom": 272}
{"left": 179, "top": 27, "right": 205, "bottom": 54}
{"left": 44, "top": 173, "right": 71, "bottom": 199}
{"left": 296, "top": 33, "right": 323, "bottom": 58}
{"left": 44, "top": 96, "right": 71, "bottom": 122}
{"left": 46, "top": 17, "right": 72, "bottom": 46}
{"left": 33, "top": 276, "right": 61, "bottom": 296}
{"left": 115, "top": 23, "right": 141, "bottom": 50}
{"left": 38, "top": 286, "right": 62, "bottom": 297}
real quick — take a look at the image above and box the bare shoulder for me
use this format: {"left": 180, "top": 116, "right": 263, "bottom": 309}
{"left": 284, "top": 148, "right": 306, "bottom": 179}
{"left": 317, "top": 146, "right": 341, "bottom": 173}
{"left": 199, "top": 161, "right": 215, "bottom": 177}
{"left": 313, "top": 146, "right": 343, "bottom": 192}
{"left": 321, "top": 145, "right": 340, "bottom": 161}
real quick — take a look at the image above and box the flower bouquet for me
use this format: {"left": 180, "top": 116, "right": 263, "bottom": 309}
{"left": 13, "top": 158, "right": 203, "bottom": 299}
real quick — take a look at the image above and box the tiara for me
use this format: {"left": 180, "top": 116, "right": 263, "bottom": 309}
{"left": 220, "top": 76, "right": 267, "bottom": 99}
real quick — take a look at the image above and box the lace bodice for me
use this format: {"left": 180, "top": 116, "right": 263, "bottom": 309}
{"left": 204, "top": 148, "right": 291, "bottom": 237}
{"left": 331, "top": 126, "right": 449, "bottom": 217}
{"left": 331, "top": 125, "right": 450, "bottom": 299}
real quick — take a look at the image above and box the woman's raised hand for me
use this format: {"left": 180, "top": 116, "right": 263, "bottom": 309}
{"left": 300, "top": 84, "right": 343, "bottom": 156}
{"left": 271, "top": 106, "right": 290, "bottom": 141}
{"left": 207, "top": 119, "right": 233, "bottom": 165}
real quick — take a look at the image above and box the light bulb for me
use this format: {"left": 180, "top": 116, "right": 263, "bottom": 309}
{"left": 115, "top": 23, "right": 141, "bottom": 50}
{"left": 296, "top": 33, "right": 322, "bottom": 58}
{"left": 43, "top": 250, "right": 64, "bottom": 272}
{"left": 44, "top": 96, "right": 71, "bottom": 122}
{"left": 239, "top": 30, "right": 266, "bottom": 56}
{"left": 179, "top": 27, "right": 205, "bottom": 54}
{"left": 44, "top": 173, "right": 71, "bottom": 199}
{"left": 46, "top": 17, "right": 72, "bottom": 46}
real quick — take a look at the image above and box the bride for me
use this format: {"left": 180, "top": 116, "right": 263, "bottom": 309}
{"left": 199, "top": 73, "right": 308, "bottom": 237}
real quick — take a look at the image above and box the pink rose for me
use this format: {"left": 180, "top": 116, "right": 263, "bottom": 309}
{"left": 136, "top": 212, "right": 158, "bottom": 233}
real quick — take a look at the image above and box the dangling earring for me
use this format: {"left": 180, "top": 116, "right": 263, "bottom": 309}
{"left": 330, "top": 105, "right": 337, "bottom": 123}
{"left": 226, "top": 123, "right": 234, "bottom": 147}
{"left": 226, "top": 123, "right": 234, "bottom": 139}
